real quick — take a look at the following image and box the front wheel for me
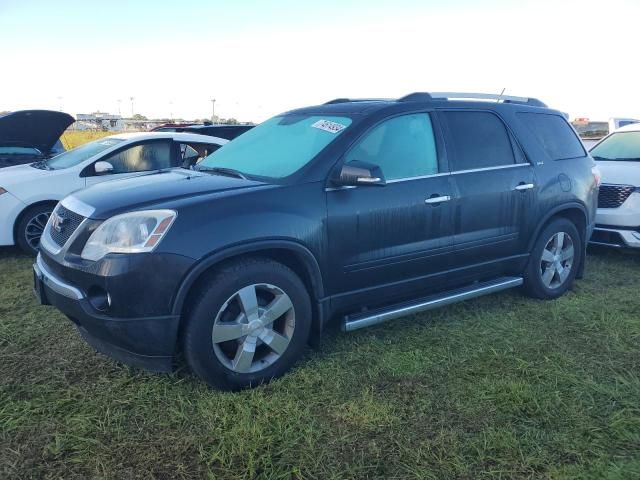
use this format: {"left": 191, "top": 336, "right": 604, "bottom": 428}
{"left": 523, "top": 218, "right": 581, "bottom": 300}
{"left": 16, "top": 204, "right": 54, "bottom": 255}
{"left": 183, "top": 257, "right": 312, "bottom": 390}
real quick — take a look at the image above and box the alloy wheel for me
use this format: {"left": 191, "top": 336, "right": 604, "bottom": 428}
{"left": 211, "top": 283, "right": 295, "bottom": 374}
{"left": 25, "top": 211, "right": 52, "bottom": 251}
{"left": 540, "top": 231, "right": 575, "bottom": 289}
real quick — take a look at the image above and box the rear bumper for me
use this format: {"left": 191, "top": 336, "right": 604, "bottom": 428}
{"left": 33, "top": 254, "right": 179, "bottom": 372}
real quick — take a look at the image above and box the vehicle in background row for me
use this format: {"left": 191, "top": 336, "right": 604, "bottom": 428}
{"left": 572, "top": 117, "right": 640, "bottom": 149}
{"left": 34, "top": 92, "right": 599, "bottom": 390}
{"left": 154, "top": 124, "right": 255, "bottom": 141}
{"left": 589, "top": 123, "right": 640, "bottom": 248}
{"left": 0, "top": 110, "right": 74, "bottom": 169}
{"left": 0, "top": 132, "right": 227, "bottom": 254}
{"left": 151, "top": 122, "right": 203, "bottom": 132}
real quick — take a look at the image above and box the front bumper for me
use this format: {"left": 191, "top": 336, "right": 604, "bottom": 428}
{"left": 33, "top": 254, "right": 180, "bottom": 372}
{"left": 590, "top": 226, "right": 640, "bottom": 249}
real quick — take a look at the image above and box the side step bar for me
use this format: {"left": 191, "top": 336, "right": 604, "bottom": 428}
{"left": 342, "top": 276, "right": 523, "bottom": 332}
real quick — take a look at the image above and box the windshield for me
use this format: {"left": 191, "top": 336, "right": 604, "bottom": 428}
{"left": 590, "top": 131, "right": 640, "bottom": 161}
{"left": 46, "top": 138, "right": 124, "bottom": 170}
{"left": 199, "top": 114, "right": 353, "bottom": 178}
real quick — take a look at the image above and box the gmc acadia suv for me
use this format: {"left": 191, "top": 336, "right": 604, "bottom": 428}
{"left": 33, "top": 92, "right": 599, "bottom": 389}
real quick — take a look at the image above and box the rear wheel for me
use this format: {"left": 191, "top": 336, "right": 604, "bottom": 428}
{"left": 523, "top": 218, "right": 581, "bottom": 299}
{"left": 183, "top": 257, "right": 312, "bottom": 390}
{"left": 16, "top": 204, "right": 54, "bottom": 255}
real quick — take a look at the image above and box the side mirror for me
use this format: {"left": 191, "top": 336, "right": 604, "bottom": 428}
{"left": 94, "top": 161, "right": 114, "bottom": 175}
{"left": 334, "top": 161, "right": 385, "bottom": 187}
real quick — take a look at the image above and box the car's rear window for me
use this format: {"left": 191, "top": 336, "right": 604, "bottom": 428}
{"left": 518, "top": 113, "right": 585, "bottom": 160}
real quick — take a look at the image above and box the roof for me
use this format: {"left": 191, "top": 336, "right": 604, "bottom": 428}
{"left": 288, "top": 92, "right": 551, "bottom": 116}
{"left": 615, "top": 123, "right": 640, "bottom": 133}
{"left": 108, "top": 131, "right": 228, "bottom": 144}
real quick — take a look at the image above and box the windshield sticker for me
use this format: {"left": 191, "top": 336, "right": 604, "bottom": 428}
{"left": 311, "top": 119, "right": 348, "bottom": 134}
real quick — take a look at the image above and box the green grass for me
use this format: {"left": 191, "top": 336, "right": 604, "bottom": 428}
{"left": 1, "top": 248, "right": 639, "bottom": 479}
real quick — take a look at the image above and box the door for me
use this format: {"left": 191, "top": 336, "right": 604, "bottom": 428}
{"left": 84, "top": 139, "right": 174, "bottom": 187}
{"left": 326, "top": 112, "right": 454, "bottom": 308}
{"left": 438, "top": 110, "right": 536, "bottom": 268}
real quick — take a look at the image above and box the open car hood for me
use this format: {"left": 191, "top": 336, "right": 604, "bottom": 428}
{"left": 0, "top": 110, "right": 75, "bottom": 153}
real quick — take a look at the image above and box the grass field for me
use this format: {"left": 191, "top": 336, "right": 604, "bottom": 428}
{"left": 60, "top": 130, "right": 126, "bottom": 150}
{"left": 1, "top": 247, "right": 639, "bottom": 479}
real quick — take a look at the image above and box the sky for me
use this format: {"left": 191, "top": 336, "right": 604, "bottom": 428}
{"left": 1, "top": 0, "right": 639, "bottom": 123}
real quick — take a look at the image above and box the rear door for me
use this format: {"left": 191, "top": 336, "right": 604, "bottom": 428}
{"left": 326, "top": 112, "right": 454, "bottom": 306}
{"left": 438, "top": 110, "right": 535, "bottom": 268}
{"left": 84, "top": 139, "right": 174, "bottom": 187}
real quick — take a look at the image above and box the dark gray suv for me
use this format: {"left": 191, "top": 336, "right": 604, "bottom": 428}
{"left": 34, "top": 92, "right": 600, "bottom": 389}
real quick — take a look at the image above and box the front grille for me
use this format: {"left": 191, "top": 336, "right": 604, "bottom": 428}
{"left": 598, "top": 184, "right": 635, "bottom": 209}
{"left": 49, "top": 205, "right": 85, "bottom": 247}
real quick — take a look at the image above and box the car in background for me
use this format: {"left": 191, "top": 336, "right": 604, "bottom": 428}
{"left": 0, "top": 131, "right": 227, "bottom": 254}
{"left": 156, "top": 124, "right": 254, "bottom": 141}
{"left": 589, "top": 123, "right": 640, "bottom": 249}
{"left": 33, "top": 92, "right": 598, "bottom": 389}
{"left": 0, "top": 110, "right": 74, "bottom": 169}
{"left": 572, "top": 117, "right": 640, "bottom": 149}
{"left": 151, "top": 122, "right": 203, "bottom": 132}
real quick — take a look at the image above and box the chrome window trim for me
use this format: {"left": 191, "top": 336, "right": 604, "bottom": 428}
{"left": 451, "top": 163, "right": 529, "bottom": 175}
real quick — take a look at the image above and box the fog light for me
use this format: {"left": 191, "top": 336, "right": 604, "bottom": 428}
{"left": 87, "top": 286, "right": 110, "bottom": 311}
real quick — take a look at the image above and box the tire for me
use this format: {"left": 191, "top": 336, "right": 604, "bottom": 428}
{"left": 182, "top": 257, "right": 312, "bottom": 390}
{"left": 15, "top": 204, "right": 54, "bottom": 255}
{"left": 523, "top": 218, "right": 581, "bottom": 300}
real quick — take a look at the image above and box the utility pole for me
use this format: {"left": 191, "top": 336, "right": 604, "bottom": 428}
{"left": 169, "top": 100, "right": 174, "bottom": 122}
{"left": 117, "top": 99, "right": 122, "bottom": 116}
{"left": 130, "top": 97, "right": 135, "bottom": 117}
{"left": 210, "top": 98, "right": 216, "bottom": 123}
{"left": 57, "top": 96, "right": 63, "bottom": 112}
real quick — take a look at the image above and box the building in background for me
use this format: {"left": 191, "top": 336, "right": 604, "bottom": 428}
{"left": 74, "top": 112, "right": 124, "bottom": 131}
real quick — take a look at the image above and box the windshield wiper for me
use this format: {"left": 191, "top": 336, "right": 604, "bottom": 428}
{"left": 195, "top": 166, "right": 247, "bottom": 179}
{"left": 31, "top": 160, "right": 52, "bottom": 170}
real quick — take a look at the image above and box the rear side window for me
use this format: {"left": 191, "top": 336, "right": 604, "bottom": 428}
{"left": 440, "top": 111, "right": 515, "bottom": 171}
{"left": 344, "top": 113, "right": 438, "bottom": 180}
{"left": 518, "top": 113, "right": 585, "bottom": 160}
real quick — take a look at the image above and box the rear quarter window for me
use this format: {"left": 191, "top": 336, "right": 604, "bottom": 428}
{"left": 518, "top": 113, "right": 585, "bottom": 160}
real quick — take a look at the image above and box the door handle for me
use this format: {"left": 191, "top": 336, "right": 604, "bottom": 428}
{"left": 514, "top": 183, "right": 535, "bottom": 191}
{"left": 425, "top": 195, "right": 451, "bottom": 204}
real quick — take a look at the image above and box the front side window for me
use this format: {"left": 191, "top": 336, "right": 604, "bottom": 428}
{"left": 518, "top": 113, "right": 585, "bottom": 160}
{"left": 101, "top": 141, "right": 172, "bottom": 174}
{"left": 344, "top": 113, "right": 438, "bottom": 180}
{"left": 180, "top": 142, "right": 221, "bottom": 167}
{"left": 442, "top": 111, "right": 516, "bottom": 171}
{"left": 199, "top": 115, "right": 352, "bottom": 178}
{"left": 47, "top": 138, "right": 124, "bottom": 170}
{"left": 590, "top": 131, "right": 640, "bottom": 162}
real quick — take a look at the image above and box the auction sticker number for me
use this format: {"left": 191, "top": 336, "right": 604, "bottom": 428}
{"left": 311, "top": 119, "right": 347, "bottom": 134}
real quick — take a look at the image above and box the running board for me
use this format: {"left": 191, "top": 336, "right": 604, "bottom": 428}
{"left": 341, "top": 276, "right": 523, "bottom": 332}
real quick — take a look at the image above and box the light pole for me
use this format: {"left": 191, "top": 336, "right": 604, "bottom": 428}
{"left": 169, "top": 100, "right": 174, "bottom": 122}
{"left": 117, "top": 99, "right": 122, "bottom": 116}
{"left": 210, "top": 98, "right": 216, "bottom": 123}
{"left": 130, "top": 97, "right": 135, "bottom": 117}
{"left": 57, "top": 96, "right": 63, "bottom": 112}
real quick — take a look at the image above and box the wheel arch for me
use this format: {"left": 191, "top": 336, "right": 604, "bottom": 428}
{"left": 172, "top": 240, "right": 327, "bottom": 336}
{"left": 13, "top": 200, "right": 59, "bottom": 243}
{"left": 528, "top": 202, "right": 589, "bottom": 278}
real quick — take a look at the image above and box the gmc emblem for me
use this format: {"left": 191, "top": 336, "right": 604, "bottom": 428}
{"left": 50, "top": 212, "right": 67, "bottom": 234}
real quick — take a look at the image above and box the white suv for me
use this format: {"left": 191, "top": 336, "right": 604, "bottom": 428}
{"left": 590, "top": 123, "right": 640, "bottom": 248}
{"left": 0, "top": 132, "right": 227, "bottom": 254}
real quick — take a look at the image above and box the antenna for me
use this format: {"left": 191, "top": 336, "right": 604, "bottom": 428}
{"left": 497, "top": 88, "right": 506, "bottom": 103}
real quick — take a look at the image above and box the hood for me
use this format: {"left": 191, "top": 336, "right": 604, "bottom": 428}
{"left": 0, "top": 110, "right": 75, "bottom": 153}
{"left": 596, "top": 160, "right": 640, "bottom": 187}
{"left": 70, "top": 169, "right": 271, "bottom": 219}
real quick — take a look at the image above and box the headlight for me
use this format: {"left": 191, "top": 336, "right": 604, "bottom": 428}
{"left": 81, "top": 210, "right": 177, "bottom": 261}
